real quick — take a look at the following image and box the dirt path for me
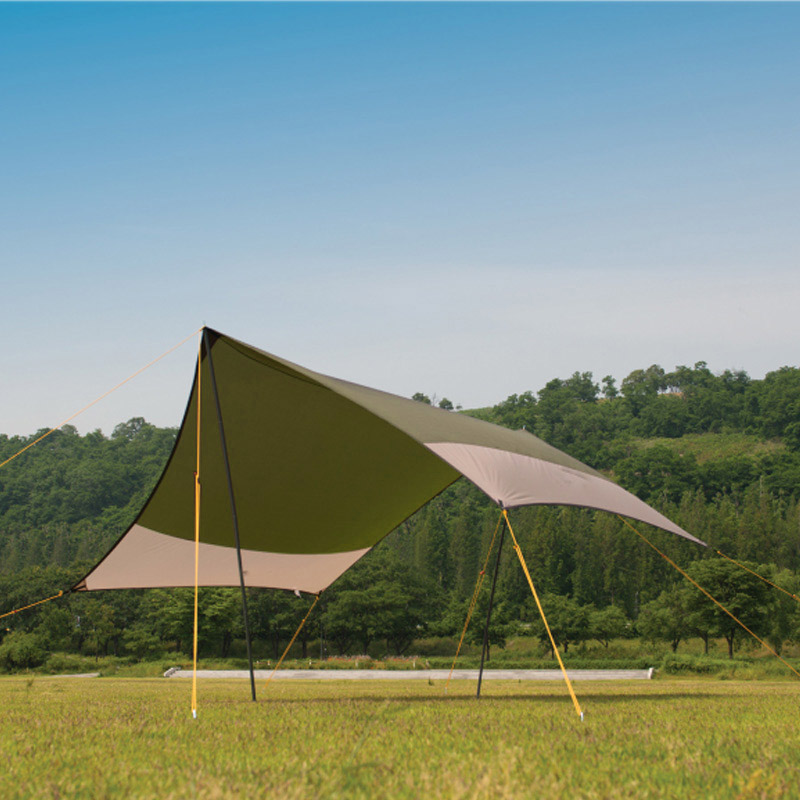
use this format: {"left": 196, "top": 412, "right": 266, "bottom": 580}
{"left": 165, "top": 668, "right": 654, "bottom": 680}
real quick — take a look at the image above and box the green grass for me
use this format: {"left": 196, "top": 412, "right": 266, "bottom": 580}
{"left": 1, "top": 677, "right": 799, "bottom": 799}
{"left": 630, "top": 432, "right": 784, "bottom": 463}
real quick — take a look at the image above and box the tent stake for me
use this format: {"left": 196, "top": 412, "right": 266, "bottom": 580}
{"left": 203, "top": 329, "right": 257, "bottom": 702}
{"left": 477, "top": 514, "right": 506, "bottom": 699}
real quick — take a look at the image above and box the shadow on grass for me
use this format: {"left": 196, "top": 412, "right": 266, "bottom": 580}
{"left": 205, "top": 690, "right": 726, "bottom": 707}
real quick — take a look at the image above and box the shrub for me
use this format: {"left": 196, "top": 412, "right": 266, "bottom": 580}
{"left": 0, "top": 631, "right": 46, "bottom": 671}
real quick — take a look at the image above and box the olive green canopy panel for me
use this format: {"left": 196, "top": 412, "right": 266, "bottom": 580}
{"left": 75, "top": 329, "right": 705, "bottom": 595}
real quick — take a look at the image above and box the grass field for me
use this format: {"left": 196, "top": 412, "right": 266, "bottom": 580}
{"left": 1, "top": 677, "right": 798, "bottom": 799}
{"left": 630, "top": 432, "right": 785, "bottom": 463}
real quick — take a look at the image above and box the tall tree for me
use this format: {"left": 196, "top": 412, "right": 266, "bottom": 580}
{"left": 682, "top": 559, "right": 771, "bottom": 658}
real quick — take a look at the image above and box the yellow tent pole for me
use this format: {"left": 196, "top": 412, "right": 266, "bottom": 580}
{"left": 503, "top": 510, "right": 584, "bottom": 721}
{"left": 191, "top": 332, "right": 202, "bottom": 719}
{"left": 445, "top": 511, "right": 504, "bottom": 694}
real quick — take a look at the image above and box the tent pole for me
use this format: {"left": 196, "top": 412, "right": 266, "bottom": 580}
{"left": 192, "top": 334, "right": 202, "bottom": 719}
{"left": 203, "top": 329, "right": 257, "bottom": 702}
{"left": 477, "top": 513, "right": 506, "bottom": 699}
{"left": 504, "top": 510, "right": 584, "bottom": 720}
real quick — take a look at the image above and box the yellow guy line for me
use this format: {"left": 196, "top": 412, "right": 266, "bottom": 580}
{"left": 192, "top": 331, "right": 202, "bottom": 719}
{"left": 617, "top": 516, "right": 800, "bottom": 681}
{"left": 445, "top": 511, "right": 504, "bottom": 694}
{"left": 0, "top": 591, "right": 64, "bottom": 621}
{"left": 716, "top": 550, "right": 800, "bottom": 604}
{"left": 265, "top": 595, "right": 320, "bottom": 688}
{"left": 0, "top": 327, "right": 202, "bottom": 471}
{"left": 503, "top": 510, "right": 584, "bottom": 721}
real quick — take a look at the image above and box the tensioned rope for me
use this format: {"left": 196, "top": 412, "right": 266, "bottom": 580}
{"left": 445, "top": 511, "right": 504, "bottom": 694}
{"left": 0, "top": 591, "right": 65, "bottom": 621}
{"left": 0, "top": 328, "right": 202, "bottom": 628}
{"left": 192, "top": 332, "right": 202, "bottom": 719}
{"left": 503, "top": 510, "right": 584, "bottom": 721}
{"left": 0, "top": 327, "right": 202, "bottom": 471}
{"left": 617, "top": 515, "right": 800, "bottom": 680}
{"left": 264, "top": 595, "right": 320, "bottom": 688}
{"left": 716, "top": 550, "right": 800, "bottom": 604}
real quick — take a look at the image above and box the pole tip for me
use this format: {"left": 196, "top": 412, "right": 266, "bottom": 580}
{"left": 192, "top": 709, "right": 197, "bottom": 719}
{"left": 580, "top": 712, "right": 585, "bottom": 722}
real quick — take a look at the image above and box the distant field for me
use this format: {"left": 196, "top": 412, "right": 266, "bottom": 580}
{"left": 630, "top": 432, "right": 784, "bottom": 463}
{"left": 2, "top": 678, "right": 798, "bottom": 799}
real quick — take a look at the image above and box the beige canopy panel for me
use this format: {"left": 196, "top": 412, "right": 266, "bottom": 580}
{"left": 76, "top": 328, "right": 705, "bottom": 595}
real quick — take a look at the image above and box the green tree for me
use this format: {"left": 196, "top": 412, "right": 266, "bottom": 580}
{"left": 413, "top": 502, "right": 452, "bottom": 590}
{"left": 528, "top": 594, "right": 589, "bottom": 656}
{"left": 751, "top": 367, "right": 800, "bottom": 450}
{"left": 0, "top": 631, "right": 46, "bottom": 670}
{"left": 321, "top": 589, "right": 371, "bottom": 654}
{"left": 35, "top": 605, "right": 75, "bottom": 652}
{"left": 80, "top": 601, "right": 117, "bottom": 660}
{"left": 123, "top": 624, "right": 163, "bottom": 661}
{"left": 621, "top": 365, "right": 665, "bottom": 417}
{"left": 465, "top": 592, "right": 509, "bottom": 660}
{"left": 638, "top": 394, "right": 690, "bottom": 438}
{"left": 614, "top": 446, "right": 699, "bottom": 505}
{"left": 682, "top": 559, "right": 770, "bottom": 658}
{"left": 203, "top": 589, "right": 243, "bottom": 658}
{"left": 759, "top": 567, "right": 800, "bottom": 655}
{"left": 488, "top": 391, "right": 537, "bottom": 431}
{"left": 589, "top": 605, "right": 629, "bottom": 648}
{"left": 601, "top": 376, "right": 618, "bottom": 400}
{"left": 371, "top": 582, "right": 426, "bottom": 655}
{"left": 637, "top": 587, "right": 687, "bottom": 652}
{"left": 139, "top": 589, "right": 193, "bottom": 653}
{"left": 249, "top": 590, "right": 301, "bottom": 659}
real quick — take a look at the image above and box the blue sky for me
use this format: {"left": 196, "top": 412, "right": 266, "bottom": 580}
{"left": 2, "top": 3, "right": 799, "bottom": 436}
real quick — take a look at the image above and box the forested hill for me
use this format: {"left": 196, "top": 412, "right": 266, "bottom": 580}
{"left": 0, "top": 418, "right": 177, "bottom": 571}
{"left": 1, "top": 362, "right": 799, "bottom": 620}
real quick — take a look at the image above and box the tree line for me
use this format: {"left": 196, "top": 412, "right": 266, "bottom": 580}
{"left": 1, "top": 361, "right": 799, "bottom": 668}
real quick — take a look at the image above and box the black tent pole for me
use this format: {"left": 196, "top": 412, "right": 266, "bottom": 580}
{"left": 477, "top": 513, "right": 506, "bottom": 699}
{"left": 203, "top": 329, "right": 257, "bottom": 702}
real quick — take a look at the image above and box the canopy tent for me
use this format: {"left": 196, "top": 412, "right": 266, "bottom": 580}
{"left": 75, "top": 328, "right": 705, "bottom": 596}
{"left": 5, "top": 326, "right": 794, "bottom": 719}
